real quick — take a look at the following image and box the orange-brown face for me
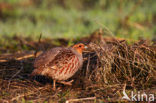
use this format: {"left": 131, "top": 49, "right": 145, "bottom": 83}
{"left": 72, "top": 43, "right": 87, "bottom": 54}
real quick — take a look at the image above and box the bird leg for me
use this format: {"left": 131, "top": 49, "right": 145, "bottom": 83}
{"left": 57, "top": 80, "right": 74, "bottom": 86}
{"left": 53, "top": 79, "right": 56, "bottom": 90}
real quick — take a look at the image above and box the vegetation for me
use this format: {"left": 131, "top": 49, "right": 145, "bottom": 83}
{"left": 0, "top": 0, "right": 155, "bottom": 102}
{"left": 0, "top": 0, "right": 155, "bottom": 40}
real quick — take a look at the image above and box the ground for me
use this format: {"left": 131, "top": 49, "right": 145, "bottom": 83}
{"left": 0, "top": 30, "right": 156, "bottom": 102}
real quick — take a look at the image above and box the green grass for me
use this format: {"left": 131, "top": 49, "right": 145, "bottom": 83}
{"left": 0, "top": 0, "right": 155, "bottom": 40}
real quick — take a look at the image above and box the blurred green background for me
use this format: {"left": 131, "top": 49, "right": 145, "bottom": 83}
{"left": 0, "top": 0, "right": 155, "bottom": 40}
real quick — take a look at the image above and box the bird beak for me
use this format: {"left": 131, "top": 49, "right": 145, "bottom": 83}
{"left": 84, "top": 46, "right": 88, "bottom": 49}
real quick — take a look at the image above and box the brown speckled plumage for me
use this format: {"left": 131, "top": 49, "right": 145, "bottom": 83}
{"left": 31, "top": 43, "right": 86, "bottom": 90}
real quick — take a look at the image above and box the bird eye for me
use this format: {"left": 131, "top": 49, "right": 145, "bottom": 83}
{"left": 79, "top": 45, "right": 82, "bottom": 47}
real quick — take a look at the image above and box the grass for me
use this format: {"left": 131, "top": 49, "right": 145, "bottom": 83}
{"left": 0, "top": 0, "right": 155, "bottom": 40}
{"left": 0, "top": 31, "right": 155, "bottom": 102}
{"left": 0, "top": 0, "right": 156, "bottom": 102}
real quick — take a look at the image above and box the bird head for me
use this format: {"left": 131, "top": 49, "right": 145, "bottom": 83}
{"left": 72, "top": 43, "right": 87, "bottom": 54}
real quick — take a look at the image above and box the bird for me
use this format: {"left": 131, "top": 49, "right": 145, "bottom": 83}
{"left": 30, "top": 43, "right": 87, "bottom": 90}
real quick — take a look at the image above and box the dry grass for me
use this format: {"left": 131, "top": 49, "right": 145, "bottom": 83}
{"left": 83, "top": 38, "right": 156, "bottom": 98}
{"left": 0, "top": 31, "right": 156, "bottom": 102}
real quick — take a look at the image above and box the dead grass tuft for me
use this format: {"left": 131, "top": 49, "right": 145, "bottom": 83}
{"left": 79, "top": 38, "right": 156, "bottom": 100}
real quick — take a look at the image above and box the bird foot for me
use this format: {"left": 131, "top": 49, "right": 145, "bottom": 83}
{"left": 52, "top": 86, "right": 56, "bottom": 91}
{"left": 52, "top": 87, "right": 61, "bottom": 91}
{"left": 58, "top": 80, "right": 74, "bottom": 86}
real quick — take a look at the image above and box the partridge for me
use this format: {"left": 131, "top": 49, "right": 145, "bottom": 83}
{"left": 31, "top": 43, "right": 87, "bottom": 90}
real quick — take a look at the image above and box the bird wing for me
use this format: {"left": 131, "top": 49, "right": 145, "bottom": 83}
{"left": 47, "top": 49, "right": 75, "bottom": 69}
{"left": 34, "top": 47, "right": 63, "bottom": 68}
